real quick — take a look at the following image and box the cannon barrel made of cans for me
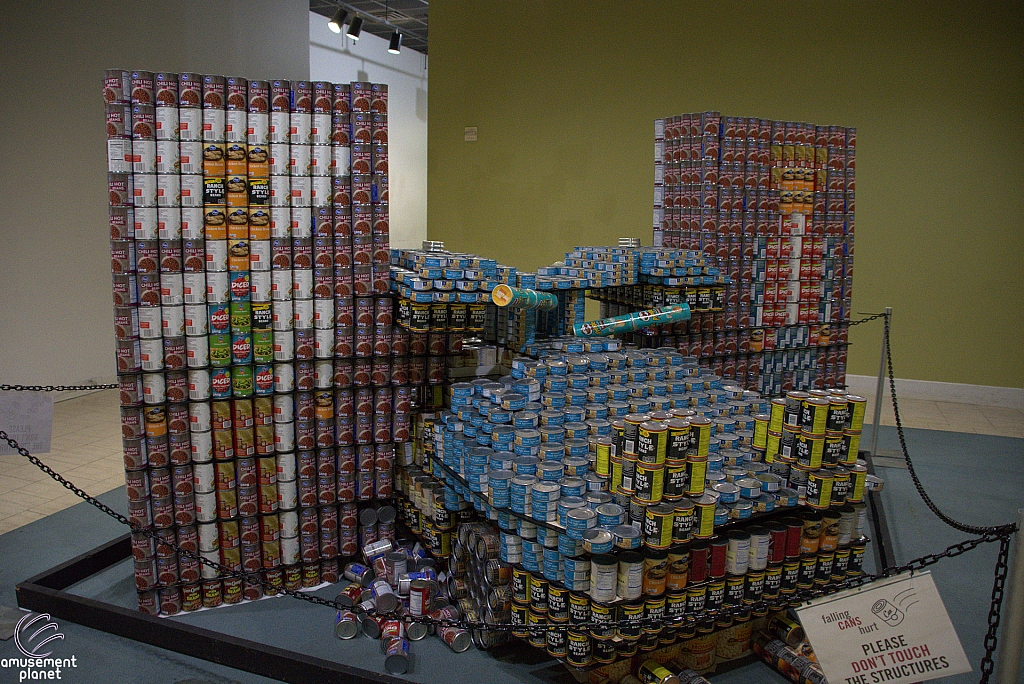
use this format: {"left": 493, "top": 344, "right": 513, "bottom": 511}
{"left": 571, "top": 303, "right": 691, "bottom": 338}
{"left": 490, "top": 284, "right": 559, "bottom": 311}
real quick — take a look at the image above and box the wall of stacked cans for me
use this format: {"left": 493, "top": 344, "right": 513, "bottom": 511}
{"left": 105, "top": 69, "right": 409, "bottom": 615}
{"left": 651, "top": 114, "right": 855, "bottom": 395}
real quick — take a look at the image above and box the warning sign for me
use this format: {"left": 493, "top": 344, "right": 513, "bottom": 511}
{"left": 0, "top": 391, "right": 53, "bottom": 455}
{"left": 795, "top": 571, "right": 971, "bottom": 684}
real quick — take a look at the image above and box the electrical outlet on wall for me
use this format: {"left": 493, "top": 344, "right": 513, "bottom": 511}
{"left": 464, "top": 126, "right": 478, "bottom": 142}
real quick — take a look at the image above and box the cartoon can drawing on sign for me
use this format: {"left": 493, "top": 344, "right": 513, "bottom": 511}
{"left": 796, "top": 571, "right": 970, "bottom": 684}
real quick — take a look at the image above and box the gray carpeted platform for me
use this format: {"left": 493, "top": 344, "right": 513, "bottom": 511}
{"left": 1, "top": 425, "right": 1020, "bottom": 683}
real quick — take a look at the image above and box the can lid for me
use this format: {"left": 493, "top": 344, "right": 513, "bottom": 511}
{"left": 447, "top": 629, "right": 472, "bottom": 652}
{"left": 334, "top": 616, "right": 359, "bottom": 639}
{"left": 376, "top": 505, "right": 396, "bottom": 524}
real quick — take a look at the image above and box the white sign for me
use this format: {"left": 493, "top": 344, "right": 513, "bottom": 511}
{"left": 464, "top": 126, "right": 478, "bottom": 142}
{"left": 0, "top": 392, "right": 54, "bottom": 455}
{"left": 796, "top": 571, "right": 970, "bottom": 684}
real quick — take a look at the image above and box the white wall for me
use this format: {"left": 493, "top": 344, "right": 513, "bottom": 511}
{"left": 0, "top": 0, "right": 311, "bottom": 386}
{"left": 309, "top": 12, "right": 428, "bottom": 250}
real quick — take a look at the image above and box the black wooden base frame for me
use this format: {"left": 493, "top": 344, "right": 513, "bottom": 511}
{"left": 15, "top": 535, "right": 403, "bottom": 684}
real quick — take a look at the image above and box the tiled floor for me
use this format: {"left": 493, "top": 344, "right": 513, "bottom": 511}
{"left": 862, "top": 394, "right": 1024, "bottom": 438}
{"left": 0, "top": 390, "right": 124, "bottom": 535}
{"left": 0, "top": 388, "right": 1021, "bottom": 536}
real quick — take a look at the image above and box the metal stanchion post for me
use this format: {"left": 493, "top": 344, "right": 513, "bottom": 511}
{"left": 996, "top": 508, "right": 1024, "bottom": 684}
{"left": 868, "top": 307, "right": 892, "bottom": 458}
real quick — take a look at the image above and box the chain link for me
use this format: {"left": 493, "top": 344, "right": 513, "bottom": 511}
{"left": 979, "top": 533, "right": 1012, "bottom": 682}
{"left": 848, "top": 311, "right": 889, "bottom": 326}
{"left": 1, "top": 383, "right": 119, "bottom": 392}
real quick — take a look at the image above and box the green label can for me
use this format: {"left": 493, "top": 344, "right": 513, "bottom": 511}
{"left": 568, "top": 592, "right": 590, "bottom": 624}
{"left": 544, "top": 623, "right": 567, "bottom": 658}
{"left": 468, "top": 304, "right": 487, "bottom": 332}
{"left": 252, "top": 330, "right": 274, "bottom": 363}
{"left": 841, "top": 430, "right": 862, "bottom": 466}
{"left": 209, "top": 333, "right": 231, "bottom": 367}
{"left": 231, "top": 365, "right": 254, "bottom": 397}
{"left": 666, "top": 418, "right": 690, "bottom": 461}
{"left": 763, "top": 563, "right": 783, "bottom": 599}
{"left": 230, "top": 301, "right": 251, "bottom": 332}
{"left": 800, "top": 397, "right": 830, "bottom": 435}
{"left": 769, "top": 398, "right": 787, "bottom": 432}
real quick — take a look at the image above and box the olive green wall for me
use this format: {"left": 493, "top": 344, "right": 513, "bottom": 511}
{"left": 427, "top": 1, "right": 1023, "bottom": 388}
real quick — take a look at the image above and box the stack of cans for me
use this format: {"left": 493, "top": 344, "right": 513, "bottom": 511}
{"left": 390, "top": 248, "right": 505, "bottom": 398}
{"left": 652, "top": 113, "right": 855, "bottom": 392}
{"left": 106, "top": 70, "right": 405, "bottom": 616}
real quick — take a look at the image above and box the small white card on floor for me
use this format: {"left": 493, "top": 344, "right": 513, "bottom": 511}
{"left": 0, "top": 392, "right": 54, "bottom": 455}
{"left": 796, "top": 571, "right": 970, "bottom": 684}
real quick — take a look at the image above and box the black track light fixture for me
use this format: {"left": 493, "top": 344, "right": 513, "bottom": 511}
{"left": 346, "top": 15, "right": 363, "bottom": 41}
{"left": 327, "top": 7, "right": 347, "bottom": 34}
{"left": 388, "top": 31, "right": 402, "bottom": 54}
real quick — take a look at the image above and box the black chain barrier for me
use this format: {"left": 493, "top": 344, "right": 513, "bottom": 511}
{"left": 875, "top": 313, "right": 1016, "bottom": 682}
{"left": 848, "top": 311, "right": 890, "bottom": 326}
{"left": 1, "top": 383, "right": 119, "bottom": 392}
{"left": 1, "top": 320, "right": 1019, "bottom": 682}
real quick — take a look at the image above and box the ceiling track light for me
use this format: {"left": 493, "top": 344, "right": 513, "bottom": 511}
{"left": 388, "top": 31, "right": 402, "bottom": 54}
{"left": 346, "top": 15, "right": 363, "bottom": 41}
{"left": 327, "top": 7, "right": 347, "bottom": 34}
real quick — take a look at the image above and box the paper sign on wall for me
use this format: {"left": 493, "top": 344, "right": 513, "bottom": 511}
{"left": 0, "top": 392, "right": 54, "bottom": 455}
{"left": 795, "top": 571, "right": 970, "bottom": 684}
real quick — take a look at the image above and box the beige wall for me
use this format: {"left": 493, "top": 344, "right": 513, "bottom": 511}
{"left": 0, "top": 0, "right": 310, "bottom": 385}
{"left": 427, "top": 1, "right": 1024, "bottom": 387}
